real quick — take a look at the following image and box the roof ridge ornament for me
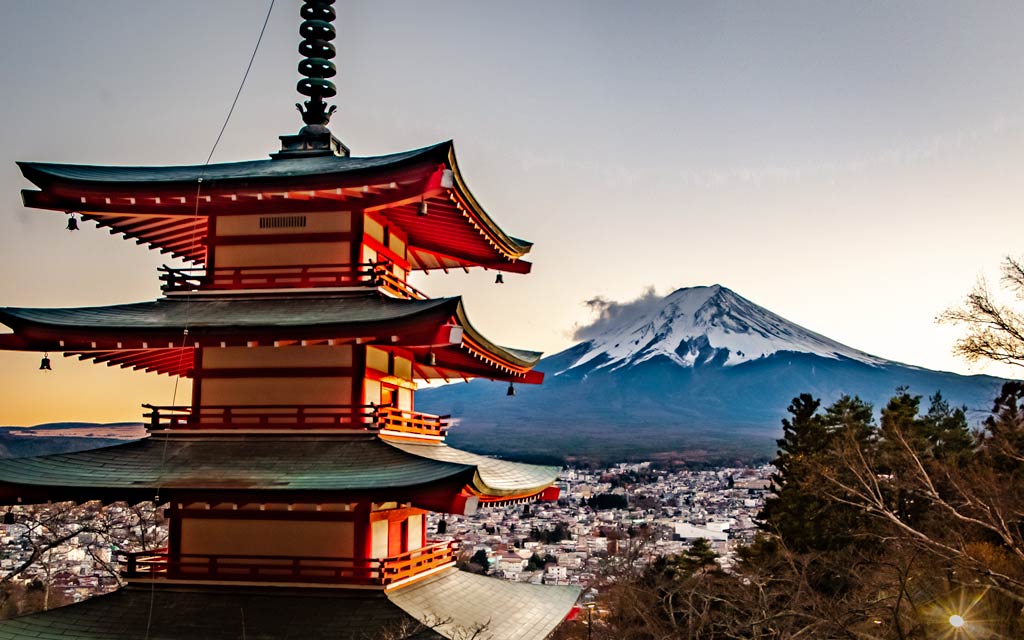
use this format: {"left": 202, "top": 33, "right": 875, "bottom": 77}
{"left": 273, "top": 0, "right": 351, "bottom": 159}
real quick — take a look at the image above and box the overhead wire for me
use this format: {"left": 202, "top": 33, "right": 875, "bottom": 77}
{"left": 145, "top": 2, "right": 277, "bottom": 638}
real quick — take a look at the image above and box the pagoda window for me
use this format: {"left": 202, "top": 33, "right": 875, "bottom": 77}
{"left": 393, "top": 355, "right": 413, "bottom": 380}
{"left": 364, "top": 378, "right": 381, "bottom": 405}
{"left": 259, "top": 215, "right": 307, "bottom": 229}
{"left": 407, "top": 514, "right": 424, "bottom": 549}
{"left": 396, "top": 387, "right": 413, "bottom": 411}
{"left": 365, "top": 215, "right": 385, "bottom": 245}
{"left": 370, "top": 519, "right": 389, "bottom": 558}
{"left": 216, "top": 212, "right": 351, "bottom": 236}
{"left": 366, "top": 346, "right": 390, "bottom": 374}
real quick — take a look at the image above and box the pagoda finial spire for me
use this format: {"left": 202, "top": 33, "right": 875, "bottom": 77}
{"left": 274, "top": 0, "right": 349, "bottom": 158}
{"left": 296, "top": 0, "right": 338, "bottom": 127}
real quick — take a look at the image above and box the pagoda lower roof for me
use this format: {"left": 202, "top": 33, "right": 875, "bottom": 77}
{"left": 0, "top": 293, "right": 455, "bottom": 333}
{"left": 0, "top": 434, "right": 559, "bottom": 505}
{"left": 18, "top": 141, "right": 533, "bottom": 272}
{"left": 0, "top": 584, "right": 442, "bottom": 640}
{"left": 0, "top": 293, "right": 543, "bottom": 380}
{"left": 0, "top": 570, "right": 578, "bottom": 640}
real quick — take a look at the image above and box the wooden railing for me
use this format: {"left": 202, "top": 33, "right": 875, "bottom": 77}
{"left": 380, "top": 541, "right": 457, "bottom": 585}
{"left": 142, "top": 404, "right": 377, "bottom": 431}
{"left": 142, "top": 404, "right": 449, "bottom": 438}
{"left": 115, "top": 541, "right": 455, "bottom": 586}
{"left": 116, "top": 548, "right": 379, "bottom": 585}
{"left": 376, "top": 406, "right": 450, "bottom": 439}
{"left": 158, "top": 263, "right": 427, "bottom": 300}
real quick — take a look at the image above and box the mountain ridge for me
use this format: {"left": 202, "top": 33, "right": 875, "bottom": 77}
{"left": 565, "top": 284, "right": 887, "bottom": 373}
{"left": 419, "top": 285, "right": 1006, "bottom": 464}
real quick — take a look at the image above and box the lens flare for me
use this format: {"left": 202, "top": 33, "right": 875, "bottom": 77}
{"left": 949, "top": 614, "right": 965, "bottom": 628}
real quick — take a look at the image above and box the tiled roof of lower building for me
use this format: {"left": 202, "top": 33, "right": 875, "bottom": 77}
{"left": 388, "top": 568, "right": 579, "bottom": 640}
{"left": 0, "top": 584, "right": 443, "bottom": 640}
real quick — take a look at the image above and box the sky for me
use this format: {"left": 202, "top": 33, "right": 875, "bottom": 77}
{"left": 1, "top": 1, "right": 1023, "bottom": 425}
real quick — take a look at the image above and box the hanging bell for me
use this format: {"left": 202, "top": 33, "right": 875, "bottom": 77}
{"left": 440, "top": 169, "right": 455, "bottom": 189}
{"left": 418, "top": 200, "right": 428, "bottom": 217}
{"left": 426, "top": 350, "right": 437, "bottom": 366}
{"left": 3, "top": 510, "right": 15, "bottom": 525}
{"left": 39, "top": 354, "right": 52, "bottom": 371}
{"left": 495, "top": 273, "right": 504, "bottom": 284}
{"left": 66, "top": 214, "right": 79, "bottom": 231}
{"left": 507, "top": 382, "right": 516, "bottom": 397}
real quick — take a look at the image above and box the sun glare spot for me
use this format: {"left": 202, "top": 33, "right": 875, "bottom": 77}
{"left": 949, "top": 614, "right": 965, "bottom": 628}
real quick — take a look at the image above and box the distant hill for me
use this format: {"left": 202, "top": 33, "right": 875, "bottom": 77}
{"left": 0, "top": 423, "right": 145, "bottom": 458}
{"left": 419, "top": 285, "right": 1008, "bottom": 465}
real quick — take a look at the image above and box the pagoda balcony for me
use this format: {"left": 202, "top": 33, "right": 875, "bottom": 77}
{"left": 115, "top": 541, "right": 456, "bottom": 587}
{"left": 158, "top": 263, "right": 428, "bottom": 300}
{"left": 143, "top": 404, "right": 450, "bottom": 438}
{"left": 375, "top": 406, "right": 450, "bottom": 439}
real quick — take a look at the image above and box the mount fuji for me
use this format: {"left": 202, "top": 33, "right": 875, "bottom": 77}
{"left": 418, "top": 285, "right": 1007, "bottom": 464}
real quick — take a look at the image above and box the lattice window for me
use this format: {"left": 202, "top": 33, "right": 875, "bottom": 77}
{"left": 259, "top": 215, "right": 307, "bottom": 229}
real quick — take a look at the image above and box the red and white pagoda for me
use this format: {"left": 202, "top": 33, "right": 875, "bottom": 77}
{"left": 0, "top": 3, "right": 577, "bottom": 638}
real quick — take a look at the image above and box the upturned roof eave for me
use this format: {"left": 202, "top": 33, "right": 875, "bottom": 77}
{"left": 453, "top": 300, "right": 543, "bottom": 370}
{"left": 443, "top": 144, "right": 533, "bottom": 259}
{"left": 15, "top": 140, "right": 534, "bottom": 268}
{"left": 15, "top": 142, "right": 453, "bottom": 192}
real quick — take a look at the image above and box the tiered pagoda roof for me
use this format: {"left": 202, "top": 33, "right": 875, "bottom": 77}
{"left": 18, "top": 141, "right": 532, "bottom": 273}
{"left": 0, "top": 294, "right": 543, "bottom": 382}
{"left": 0, "top": 434, "right": 559, "bottom": 507}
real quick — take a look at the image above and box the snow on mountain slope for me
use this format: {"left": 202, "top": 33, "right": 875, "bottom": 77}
{"left": 561, "top": 285, "right": 887, "bottom": 373}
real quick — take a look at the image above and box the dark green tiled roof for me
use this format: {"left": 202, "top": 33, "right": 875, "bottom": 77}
{"left": 0, "top": 294, "right": 456, "bottom": 331}
{"left": 0, "top": 436, "right": 559, "bottom": 503}
{"left": 0, "top": 584, "right": 442, "bottom": 639}
{"left": 388, "top": 568, "right": 579, "bottom": 640}
{"left": 0, "top": 435, "right": 473, "bottom": 502}
{"left": 17, "top": 142, "right": 451, "bottom": 188}
{"left": 0, "top": 294, "right": 542, "bottom": 368}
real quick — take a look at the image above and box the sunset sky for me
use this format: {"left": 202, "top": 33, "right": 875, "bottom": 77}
{"left": 1, "top": 1, "right": 1023, "bottom": 425}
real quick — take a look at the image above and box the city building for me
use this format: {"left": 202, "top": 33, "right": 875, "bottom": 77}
{"left": 0, "top": 2, "right": 577, "bottom": 638}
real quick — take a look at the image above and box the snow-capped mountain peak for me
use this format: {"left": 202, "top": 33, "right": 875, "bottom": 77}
{"left": 561, "top": 285, "right": 885, "bottom": 374}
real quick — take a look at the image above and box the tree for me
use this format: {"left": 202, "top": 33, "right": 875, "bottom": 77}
{"left": 941, "top": 255, "right": 1024, "bottom": 369}
{"left": 593, "top": 387, "right": 1024, "bottom": 639}
{"left": 759, "top": 394, "right": 874, "bottom": 552}
{"left": 468, "top": 549, "right": 490, "bottom": 574}
{"left": 526, "top": 553, "right": 545, "bottom": 571}
{"left": 1, "top": 500, "right": 166, "bottom": 619}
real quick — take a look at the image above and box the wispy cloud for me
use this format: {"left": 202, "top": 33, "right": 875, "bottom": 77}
{"left": 572, "top": 285, "right": 663, "bottom": 341}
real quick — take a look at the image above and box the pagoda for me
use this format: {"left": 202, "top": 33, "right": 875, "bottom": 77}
{"left": 0, "top": 3, "right": 578, "bottom": 639}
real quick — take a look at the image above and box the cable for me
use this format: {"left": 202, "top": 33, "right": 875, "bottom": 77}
{"left": 145, "top": 3, "right": 276, "bottom": 638}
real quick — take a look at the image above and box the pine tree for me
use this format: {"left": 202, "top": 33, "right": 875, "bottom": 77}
{"left": 759, "top": 393, "right": 874, "bottom": 552}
